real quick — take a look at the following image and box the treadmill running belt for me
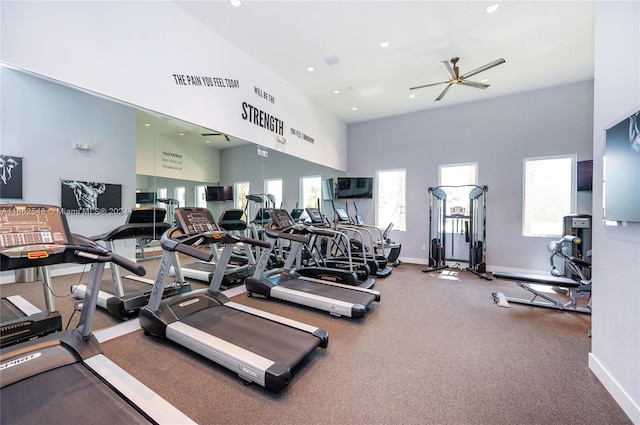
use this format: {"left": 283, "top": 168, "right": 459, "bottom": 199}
{"left": 280, "top": 279, "right": 378, "bottom": 305}
{"left": 1, "top": 362, "right": 150, "bottom": 425}
{"left": 182, "top": 306, "right": 320, "bottom": 367}
{"left": 1, "top": 299, "right": 26, "bottom": 322}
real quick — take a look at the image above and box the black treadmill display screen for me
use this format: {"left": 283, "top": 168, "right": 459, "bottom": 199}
{"left": 0, "top": 205, "right": 71, "bottom": 249}
{"left": 174, "top": 207, "right": 219, "bottom": 234}
{"left": 268, "top": 209, "right": 295, "bottom": 229}
{"left": 305, "top": 208, "right": 323, "bottom": 224}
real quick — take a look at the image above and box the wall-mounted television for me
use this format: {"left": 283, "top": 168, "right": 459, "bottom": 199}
{"left": 577, "top": 160, "right": 593, "bottom": 191}
{"left": 206, "top": 185, "right": 233, "bottom": 201}
{"left": 136, "top": 191, "right": 157, "bottom": 204}
{"left": 336, "top": 177, "right": 373, "bottom": 199}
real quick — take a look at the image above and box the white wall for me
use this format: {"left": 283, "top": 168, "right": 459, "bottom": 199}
{"left": 347, "top": 81, "right": 594, "bottom": 270}
{"left": 589, "top": 2, "right": 640, "bottom": 423}
{"left": 0, "top": 67, "right": 137, "bottom": 278}
{"left": 0, "top": 0, "right": 347, "bottom": 172}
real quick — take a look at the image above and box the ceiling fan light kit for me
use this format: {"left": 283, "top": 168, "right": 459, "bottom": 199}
{"left": 410, "top": 57, "right": 506, "bottom": 101}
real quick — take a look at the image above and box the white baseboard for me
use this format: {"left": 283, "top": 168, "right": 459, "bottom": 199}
{"left": 589, "top": 353, "right": 640, "bottom": 424}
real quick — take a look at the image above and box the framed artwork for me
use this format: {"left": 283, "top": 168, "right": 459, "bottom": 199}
{"left": 61, "top": 180, "right": 122, "bottom": 213}
{"left": 0, "top": 155, "right": 23, "bottom": 199}
{"left": 604, "top": 110, "right": 640, "bottom": 223}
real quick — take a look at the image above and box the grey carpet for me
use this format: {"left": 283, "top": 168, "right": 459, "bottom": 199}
{"left": 2, "top": 264, "right": 630, "bottom": 424}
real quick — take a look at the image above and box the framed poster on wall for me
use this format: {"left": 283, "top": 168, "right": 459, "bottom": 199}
{"left": 604, "top": 109, "right": 640, "bottom": 223}
{"left": 0, "top": 154, "right": 23, "bottom": 199}
{"left": 61, "top": 180, "right": 122, "bottom": 213}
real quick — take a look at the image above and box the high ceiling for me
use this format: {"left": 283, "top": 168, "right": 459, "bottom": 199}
{"left": 175, "top": 1, "right": 595, "bottom": 124}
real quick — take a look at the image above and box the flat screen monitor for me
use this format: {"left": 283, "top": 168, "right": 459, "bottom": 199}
{"left": 577, "top": 160, "right": 593, "bottom": 192}
{"left": 206, "top": 186, "right": 233, "bottom": 202}
{"left": 136, "top": 191, "right": 157, "bottom": 204}
{"left": 336, "top": 177, "right": 373, "bottom": 199}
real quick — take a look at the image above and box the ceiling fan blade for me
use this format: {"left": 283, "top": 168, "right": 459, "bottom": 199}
{"left": 409, "top": 81, "right": 448, "bottom": 91}
{"left": 440, "top": 60, "right": 457, "bottom": 80}
{"left": 201, "top": 133, "right": 221, "bottom": 136}
{"left": 435, "top": 83, "right": 453, "bottom": 101}
{"left": 460, "top": 58, "right": 505, "bottom": 79}
{"left": 223, "top": 134, "right": 231, "bottom": 142}
{"left": 458, "top": 80, "right": 490, "bottom": 89}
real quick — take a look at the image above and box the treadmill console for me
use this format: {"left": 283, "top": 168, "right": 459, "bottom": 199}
{"left": 305, "top": 208, "right": 324, "bottom": 224}
{"left": 253, "top": 208, "right": 270, "bottom": 224}
{"left": 174, "top": 207, "right": 220, "bottom": 234}
{"left": 0, "top": 204, "right": 71, "bottom": 259}
{"left": 335, "top": 208, "right": 351, "bottom": 224}
{"left": 218, "top": 209, "right": 247, "bottom": 231}
{"left": 268, "top": 209, "right": 296, "bottom": 229}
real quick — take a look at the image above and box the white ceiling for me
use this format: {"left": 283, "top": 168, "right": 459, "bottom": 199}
{"left": 175, "top": 0, "right": 596, "bottom": 125}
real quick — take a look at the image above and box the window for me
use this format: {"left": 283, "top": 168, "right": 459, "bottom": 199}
{"left": 234, "top": 181, "right": 249, "bottom": 211}
{"left": 523, "top": 155, "right": 575, "bottom": 236}
{"left": 195, "top": 185, "right": 207, "bottom": 208}
{"left": 264, "top": 178, "right": 282, "bottom": 208}
{"left": 376, "top": 169, "right": 406, "bottom": 231}
{"left": 301, "top": 176, "right": 321, "bottom": 208}
{"left": 439, "top": 163, "right": 478, "bottom": 211}
{"left": 156, "top": 187, "right": 167, "bottom": 200}
{"left": 174, "top": 186, "right": 186, "bottom": 208}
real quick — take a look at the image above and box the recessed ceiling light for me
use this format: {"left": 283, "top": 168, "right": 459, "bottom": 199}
{"left": 409, "top": 94, "right": 415, "bottom": 99}
{"left": 380, "top": 41, "right": 390, "bottom": 48}
{"left": 144, "top": 123, "right": 151, "bottom": 127}
{"left": 480, "top": 78, "right": 489, "bottom": 83}
{"left": 307, "top": 66, "right": 315, "bottom": 72}
{"left": 230, "top": 0, "right": 242, "bottom": 7}
{"left": 333, "top": 90, "right": 340, "bottom": 94}
{"left": 179, "top": 133, "right": 184, "bottom": 136}
{"left": 486, "top": 3, "right": 499, "bottom": 13}
{"left": 205, "top": 140, "right": 211, "bottom": 144}
{"left": 352, "top": 107, "right": 358, "bottom": 111}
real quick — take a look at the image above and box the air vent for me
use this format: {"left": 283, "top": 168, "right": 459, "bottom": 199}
{"left": 323, "top": 55, "right": 340, "bottom": 66}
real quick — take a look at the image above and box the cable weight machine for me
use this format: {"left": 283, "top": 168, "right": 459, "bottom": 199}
{"left": 423, "top": 185, "right": 491, "bottom": 280}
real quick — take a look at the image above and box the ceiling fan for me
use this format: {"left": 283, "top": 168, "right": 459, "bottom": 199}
{"left": 410, "top": 57, "right": 506, "bottom": 101}
{"left": 202, "top": 131, "right": 231, "bottom": 142}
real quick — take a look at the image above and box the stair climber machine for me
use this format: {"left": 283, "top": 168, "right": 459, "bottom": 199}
{"left": 1, "top": 264, "right": 61, "bottom": 349}
{"left": 71, "top": 207, "right": 190, "bottom": 319}
{"left": 139, "top": 207, "right": 328, "bottom": 391}
{"left": 0, "top": 203, "right": 195, "bottom": 425}
{"left": 244, "top": 209, "right": 380, "bottom": 319}
{"left": 304, "top": 207, "right": 374, "bottom": 281}
{"left": 169, "top": 208, "right": 256, "bottom": 289}
{"left": 350, "top": 202, "right": 402, "bottom": 267}
{"left": 331, "top": 203, "right": 393, "bottom": 278}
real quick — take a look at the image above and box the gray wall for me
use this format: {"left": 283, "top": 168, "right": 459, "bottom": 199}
{"left": 220, "top": 144, "right": 345, "bottom": 216}
{"left": 590, "top": 1, "right": 640, "bottom": 422}
{"left": 347, "top": 80, "right": 594, "bottom": 271}
{"left": 0, "top": 68, "right": 138, "bottom": 277}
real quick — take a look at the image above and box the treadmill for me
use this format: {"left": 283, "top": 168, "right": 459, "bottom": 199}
{"left": 170, "top": 209, "right": 256, "bottom": 288}
{"left": 1, "top": 265, "right": 62, "bottom": 349}
{"left": 0, "top": 203, "right": 195, "bottom": 425}
{"left": 244, "top": 209, "right": 381, "bottom": 319}
{"left": 139, "top": 207, "right": 329, "bottom": 391}
{"left": 71, "top": 207, "right": 189, "bottom": 319}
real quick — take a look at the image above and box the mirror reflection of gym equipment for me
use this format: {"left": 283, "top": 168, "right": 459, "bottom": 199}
{"left": 423, "top": 185, "right": 490, "bottom": 280}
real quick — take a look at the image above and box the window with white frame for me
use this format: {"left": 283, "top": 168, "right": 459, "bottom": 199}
{"left": 264, "top": 178, "right": 283, "bottom": 208}
{"left": 234, "top": 181, "right": 249, "bottom": 211}
{"left": 439, "top": 162, "right": 478, "bottom": 212}
{"left": 523, "top": 155, "right": 575, "bottom": 237}
{"left": 174, "top": 187, "right": 186, "bottom": 207}
{"left": 376, "top": 169, "right": 406, "bottom": 231}
{"left": 301, "top": 176, "right": 322, "bottom": 208}
{"left": 195, "top": 185, "right": 207, "bottom": 208}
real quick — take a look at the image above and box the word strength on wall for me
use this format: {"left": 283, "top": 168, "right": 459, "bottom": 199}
{"left": 172, "top": 74, "right": 239, "bottom": 88}
{"left": 162, "top": 151, "right": 183, "bottom": 171}
{"left": 241, "top": 102, "right": 284, "bottom": 136}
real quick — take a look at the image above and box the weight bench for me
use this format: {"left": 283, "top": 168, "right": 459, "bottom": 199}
{"left": 492, "top": 271, "right": 591, "bottom": 314}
